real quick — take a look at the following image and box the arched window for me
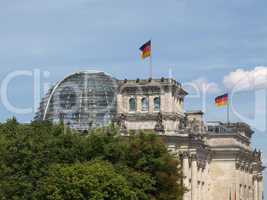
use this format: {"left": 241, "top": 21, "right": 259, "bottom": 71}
{"left": 129, "top": 98, "right": 136, "bottom": 112}
{"left": 154, "top": 97, "right": 160, "bottom": 111}
{"left": 141, "top": 97, "right": 149, "bottom": 111}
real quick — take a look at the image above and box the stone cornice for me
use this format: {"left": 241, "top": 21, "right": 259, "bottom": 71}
{"left": 161, "top": 134, "right": 208, "bottom": 149}
{"left": 205, "top": 132, "right": 250, "bottom": 144}
{"left": 118, "top": 79, "right": 188, "bottom": 96}
{"left": 118, "top": 112, "right": 184, "bottom": 121}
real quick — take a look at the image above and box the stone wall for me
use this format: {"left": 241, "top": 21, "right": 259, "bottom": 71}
{"left": 115, "top": 78, "right": 264, "bottom": 200}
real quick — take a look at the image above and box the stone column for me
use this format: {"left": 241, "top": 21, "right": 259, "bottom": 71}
{"left": 235, "top": 163, "right": 240, "bottom": 200}
{"left": 201, "top": 167, "right": 205, "bottom": 200}
{"left": 148, "top": 96, "right": 152, "bottom": 113}
{"left": 259, "top": 177, "right": 264, "bottom": 200}
{"left": 249, "top": 170, "right": 253, "bottom": 200}
{"left": 204, "top": 163, "right": 209, "bottom": 200}
{"left": 191, "top": 155, "right": 198, "bottom": 200}
{"left": 257, "top": 178, "right": 260, "bottom": 200}
{"left": 244, "top": 166, "right": 248, "bottom": 200}
{"left": 136, "top": 96, "right": 142, "bottom": 112}
{"left": 257, "top": 176, "right": 263, "bottom": 200}
{"left": 183, "top": 153, "right": 190, "bottom": 200}
{"left": 199, "top": 169, "right": 202, "bottom": 200}
{"left": 201, "top": 179, "right": 204, "bottom": 200}
{"left": 241, "top": 165, "right": 245, "bottom": 200}
{"left": 197, "top": 180, "right": 200, "bottom": 200}
{"left": 253, "top": 176, "right": 258, "bottom": 200}
{"left": 247, "top": 166, "right": 251, "bottom": 200}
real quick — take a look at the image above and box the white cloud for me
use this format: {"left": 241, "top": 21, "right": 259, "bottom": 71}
{"left": 223, "top": 66, "right": 267, "bottom": 91}
{"left": 184, "top": 78, "right": 220, "bottom": 94}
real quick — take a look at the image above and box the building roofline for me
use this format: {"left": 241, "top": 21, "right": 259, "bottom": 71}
{"left": 185, "top": 110, "right": 204, "bottom": 115}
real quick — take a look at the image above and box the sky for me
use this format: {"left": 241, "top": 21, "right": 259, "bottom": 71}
{"left": 0, "top": 0, "right": 267, "bottom": 196}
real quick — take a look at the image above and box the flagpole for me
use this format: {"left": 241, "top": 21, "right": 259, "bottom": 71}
{"left": 149, "top": 40, "right": 153, "bottom": 78}
{"left": 227, "top": 92, "right": 230, "bottom": 125}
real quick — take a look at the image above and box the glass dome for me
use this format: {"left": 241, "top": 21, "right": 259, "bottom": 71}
{"left": 40, "top": 71, "right": 117, "bottom": 131}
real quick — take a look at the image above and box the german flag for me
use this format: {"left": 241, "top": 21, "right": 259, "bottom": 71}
{"left": 139, "top": 40, "right": 151, "bottom": 59}
{"left": 215, "top": 93, "right": 228, "bottom": 107}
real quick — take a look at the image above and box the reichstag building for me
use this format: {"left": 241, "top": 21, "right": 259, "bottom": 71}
{"left": 35, "top": 70, "right": 264, "bottom": 200}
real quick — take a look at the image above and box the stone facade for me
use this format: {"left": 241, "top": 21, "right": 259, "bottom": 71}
{"left": 115, "top": 78, "right": 264, "bottom": 200}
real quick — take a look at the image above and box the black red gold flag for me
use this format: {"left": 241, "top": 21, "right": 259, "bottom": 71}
{"left": 215, "top": 93, "right": 228, "bottom": 107}
{"left": 139, "top": 40, "right": 151, "bottom": 59}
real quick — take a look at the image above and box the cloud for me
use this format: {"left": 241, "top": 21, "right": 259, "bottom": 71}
{"left": 184, "top": 78, "right": 221, "bottom": 94}
{"left": 223, "top": 66, "right": 267, "bottom": 91}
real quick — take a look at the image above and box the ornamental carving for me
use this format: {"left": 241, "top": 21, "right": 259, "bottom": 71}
{"left": 181, "top": 151, "right": 189, "bottom": 159}
{"left": 154, "top": 112, "right": 164, "bottom": 132}
{"left": 117, "top": 113, "right": 127, "bottom": 131}
{"left": 253, "top": 149, "right": 262, "bottom": 161}
{"left": 179, "top": 117, "right": 187, "bottom": 130}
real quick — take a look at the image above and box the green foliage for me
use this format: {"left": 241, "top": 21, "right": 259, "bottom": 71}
{"left": 0, "top": 118, "right": 185, "bottom": 200}
{"left": 37, "top": 160, "right": 136, "bottom": 200}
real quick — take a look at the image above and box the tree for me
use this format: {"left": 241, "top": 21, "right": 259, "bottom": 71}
{"left": 124, "top": 132, "right": 185, "bottom": 200}
{"left": 0, "top": 119, "right": 185, "bottom": 200}
{"left": 37, "top": 160, "right": 136, "bottom": 200}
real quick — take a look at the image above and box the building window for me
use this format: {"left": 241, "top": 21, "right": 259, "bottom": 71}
{"left": 129, "top": 98, "right": 136, "bottom": 112}
{"left": 154, "top": 97, "right": 160, "bottom": 111}
{"left": 141, "top": 97, "right": 149, "bottom": 111}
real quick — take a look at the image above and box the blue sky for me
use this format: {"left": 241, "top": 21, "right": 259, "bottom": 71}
{"left": 0, "top": 0, "right": 267, "bottom": 195}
